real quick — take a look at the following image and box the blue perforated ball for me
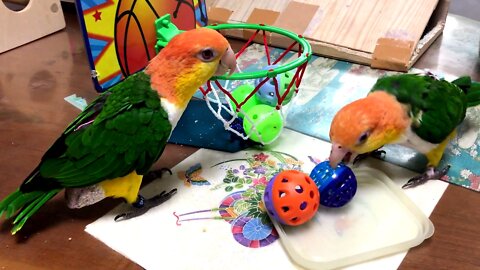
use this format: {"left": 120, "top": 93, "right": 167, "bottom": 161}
{"left": 309, "top": 161, "right": 357, "bottom": 208}
{"left": 254, "top": 65, "right": 296, "bottom": 107}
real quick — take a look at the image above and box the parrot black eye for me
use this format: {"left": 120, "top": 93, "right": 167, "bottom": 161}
{"left": 357, "top": 131, "right": 370, "bottom": 145}
{"left": 198, "top": 48, "right": 217, "bottom": 62}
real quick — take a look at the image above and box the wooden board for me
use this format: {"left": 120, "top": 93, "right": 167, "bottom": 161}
{"left": 207, "top": 0, "right": 448, "bottom": 71}
{"left": 210, "top": 0, "right": 289, "bottom": 23}
{"left": 305, "top": 0, "right": 439, "bottom": 53}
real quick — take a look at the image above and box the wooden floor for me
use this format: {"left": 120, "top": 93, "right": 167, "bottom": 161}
{"left": 450, "top": 0, "right": 480, "bottom": 21}
{"left": 0, "top": 2, "right": 478, "bottom": 270}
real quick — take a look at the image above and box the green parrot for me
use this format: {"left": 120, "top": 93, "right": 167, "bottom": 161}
{"left": 328, "top": 73, "right": 480, "bottom": 188}
{"left": 0, "top": 27, "right": 237, "bottom": 234}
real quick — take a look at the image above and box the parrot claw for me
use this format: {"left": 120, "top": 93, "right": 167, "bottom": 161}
{"left": 353, "top": 149, "right": 386, "bottom": 165}
{"left": 143, "top": 168, "right": 173, "bottom": 182}
{"left": 114, "top": 189, "right": 178, "bottom": 222}
{"left": 402, "top": 165, "right": 451, "bottom": 189}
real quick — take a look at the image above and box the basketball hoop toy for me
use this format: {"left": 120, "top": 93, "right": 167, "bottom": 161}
{"left": 155, "top": 15, "right": 312, "bottom": 145}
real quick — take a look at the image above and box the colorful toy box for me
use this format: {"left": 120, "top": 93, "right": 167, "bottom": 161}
{"left": 75, "top": 0, "right": 208, "bottom": 91}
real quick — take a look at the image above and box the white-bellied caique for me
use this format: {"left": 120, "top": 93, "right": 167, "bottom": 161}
{"left": 328, "top": 73, "right": 480, "bottom": 188}
{"left": 0, "top": 28, "right": 237, "bottom": 234}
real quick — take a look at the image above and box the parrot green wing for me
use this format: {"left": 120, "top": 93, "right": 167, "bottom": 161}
{"left": 451, "top": 76, "right": 480, "bottom": 107}
{"left": 20, "top": 72, "right": 172, "bottom": 191}
{"left": 371, "top": 74, "right": 468, "bottom": 144}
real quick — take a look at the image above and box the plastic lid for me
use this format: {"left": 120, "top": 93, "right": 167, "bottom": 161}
{"left": 271, "top": 167, "right": 434, "bottom": 270}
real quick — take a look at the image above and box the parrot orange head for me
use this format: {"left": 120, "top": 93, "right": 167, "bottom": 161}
{"left": 328, "top": 91, "right": 410, "bottom": 167}
{"left": 146, "top": 27, "right": 236, "bottom": 108}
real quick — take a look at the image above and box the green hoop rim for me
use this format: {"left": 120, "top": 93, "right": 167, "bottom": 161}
{"left": 206, "top": 23, "right": 312, "bottom": 80}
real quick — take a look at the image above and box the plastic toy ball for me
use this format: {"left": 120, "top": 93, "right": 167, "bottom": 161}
{"left": 255, "top": 65, "right": 297, "bottom": 107}
{"left": 263, "top": 170, "right": 320, "bottom": 226}
{"left": 309, "top": 161, "right": 357, "bottom": 208}
{"left": 228, "top": 117, "right": 246, "bottom": 135}
{"left": 243, "top": 104, "right": 283, "bottom": 144}
{"left": 229, "top": 84, "right": 261, "bottom": 118}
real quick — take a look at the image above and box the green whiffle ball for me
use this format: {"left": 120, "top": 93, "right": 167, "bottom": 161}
{"left": 243, "top": 104, "right": 284, "bottom": 144}
{"left": 229, "top": 84, "right": 260, "bottom": 118}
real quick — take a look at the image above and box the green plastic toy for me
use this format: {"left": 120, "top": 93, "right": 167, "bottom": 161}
{"left": 229, "top": 84, "right": 261, "bottom": 118}
{"left": 154, "top": 14, "right": 184, "bottom": 53}
{"left": 243, "top": 104, "right": 284, "bottom": 144}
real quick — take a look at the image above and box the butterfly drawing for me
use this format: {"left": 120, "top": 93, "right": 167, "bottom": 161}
{"left": 177, "top": 163, "right": 210, "bottom": 186}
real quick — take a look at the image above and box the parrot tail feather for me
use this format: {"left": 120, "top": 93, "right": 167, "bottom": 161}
{"left": 0, "top": 190, "right": 22, "bottom": 218}
{"left": 0, "top": 189, "right": 60, "bottom": 234}
{"left": 451, "top": 76, "right": 480, "bottom": 107}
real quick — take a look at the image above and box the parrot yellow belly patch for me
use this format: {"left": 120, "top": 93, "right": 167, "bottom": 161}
{"left": 99, "top": 171, "right": 143, "bottom": 203}
{"left": 426, "top": 130, "right": 457, "bottom": 167}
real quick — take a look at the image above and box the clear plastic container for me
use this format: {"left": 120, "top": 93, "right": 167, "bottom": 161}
{"left": 271, "top": 167, "right": 434, "bottom": 270}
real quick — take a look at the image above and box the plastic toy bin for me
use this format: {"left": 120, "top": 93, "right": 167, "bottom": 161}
{"left": 271, "top": 168, "right": 434, "bottom": 270}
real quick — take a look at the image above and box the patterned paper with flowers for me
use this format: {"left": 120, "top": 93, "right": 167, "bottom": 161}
{"left": 175, "top": 151, "right": 303, "bottom": 248}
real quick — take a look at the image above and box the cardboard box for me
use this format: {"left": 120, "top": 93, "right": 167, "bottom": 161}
{"left": 207, "top": 0, "right": 450, "bottom": 72}
{"left": 75, "top": 0, "right": 208, "bottom": 92}
{"left": 0, "top": 0, "right": 66, "bottom": 53}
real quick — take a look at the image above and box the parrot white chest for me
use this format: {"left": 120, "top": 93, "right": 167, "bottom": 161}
{"left": 399, "top": 127, "right": 439, "bottom": 154}
{"left": 161, "top": 98, "right": 185, "bottom": 130}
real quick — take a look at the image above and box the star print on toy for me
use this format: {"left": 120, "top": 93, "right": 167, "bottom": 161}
{"left": 93, "top": 10, "right": 102, "bottom": 21}
{"left": 76, "top": 0, "right": 209, "bottom": 90}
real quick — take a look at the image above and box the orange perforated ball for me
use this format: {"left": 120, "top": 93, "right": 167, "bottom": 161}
{"left": 264, "top": 170, "right": 320, "bottom": 226}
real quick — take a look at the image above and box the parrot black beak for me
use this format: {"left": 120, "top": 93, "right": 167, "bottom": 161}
{"left": 215, "top": 46, "right": 237, "bottom": 76}
{"left": 329, "top": 143, "right": 353, "bottom": 168}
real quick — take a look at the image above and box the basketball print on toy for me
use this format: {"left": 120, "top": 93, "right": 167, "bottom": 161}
{"left": 115, "top": 0, "right": 207, "bottom": 77}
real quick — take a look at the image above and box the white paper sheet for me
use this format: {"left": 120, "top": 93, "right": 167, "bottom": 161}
{"left": 85, "top": 129, "right": 448, "bottom": 270}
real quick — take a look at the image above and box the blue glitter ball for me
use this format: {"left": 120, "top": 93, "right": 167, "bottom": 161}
{"left": 229, "top": 117, "right": 246, "bottom": 134}
{"left": 309, "top": 161, "right": 357, "bottom": 207}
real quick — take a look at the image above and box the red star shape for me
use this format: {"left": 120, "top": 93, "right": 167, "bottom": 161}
{"left": 93, "top": 10, "right": 102, "bottom": 22}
